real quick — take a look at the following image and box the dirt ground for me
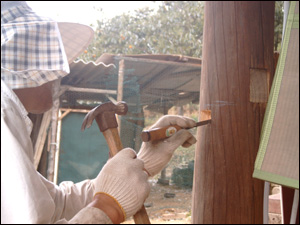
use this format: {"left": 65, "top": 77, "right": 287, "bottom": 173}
{"left": 122, "top": 179, "right": 192, "bottom": 224}
{"left": 122, "top": 179, "right": 282, "bottom": 224}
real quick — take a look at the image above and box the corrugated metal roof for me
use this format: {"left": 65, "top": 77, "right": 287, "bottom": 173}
{"left": 61, "top": 54, "right": 201, "bottom": 111}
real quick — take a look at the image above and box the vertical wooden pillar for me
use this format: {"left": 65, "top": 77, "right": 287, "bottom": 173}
{"left": 192, "top": 2, "right": 275, "bottom": 224}
{"left": 117, "top": 59, "right": 125, "bottom": 134}
{"left": 117, "top": 59, "right": 125, "bottom": 103}
{"left": 47, "top": 90, "right": 60, "bottom": 182}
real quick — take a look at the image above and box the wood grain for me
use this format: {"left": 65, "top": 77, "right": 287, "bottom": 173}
{"left": 192, "top": 2, "right": 275, "bottom": 223}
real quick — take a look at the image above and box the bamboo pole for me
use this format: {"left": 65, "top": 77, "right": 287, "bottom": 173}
{"left": 192, "top": 2, "right": 275, "bottom": 223}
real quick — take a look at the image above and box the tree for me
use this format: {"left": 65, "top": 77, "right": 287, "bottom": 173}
{"left": 78, "top": 1, "right": 205, "bottom": 62}
{"left": 79, "top": 1, "right": 283, "bottom": 62}
{"left": 274, "top": 1, "right": 283, "bottom": 51}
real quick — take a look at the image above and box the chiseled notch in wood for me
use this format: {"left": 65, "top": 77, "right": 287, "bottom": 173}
{"left": 200, "top": 109, "right": 211, "bottom": 121}
{"left": 250, "top": 68, "right": 269, "bottom": 103}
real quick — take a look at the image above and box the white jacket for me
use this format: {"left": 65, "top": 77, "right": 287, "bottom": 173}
{"left": 1, "top": 80, "right": 111, "bottom": 224}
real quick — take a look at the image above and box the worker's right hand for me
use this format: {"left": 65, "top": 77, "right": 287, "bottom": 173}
{"left": 138, "top": 115, "right": 197, "bottom": 177}
{"left": 92, "top": 148, "right": 150, "bottom": 221}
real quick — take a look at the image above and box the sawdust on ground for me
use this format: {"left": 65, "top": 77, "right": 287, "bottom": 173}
{"left": 122, "top": 179, "right": 192, "bottom": 224}
{"left": 121, "top": 180, "right": 283, "bottom": 224}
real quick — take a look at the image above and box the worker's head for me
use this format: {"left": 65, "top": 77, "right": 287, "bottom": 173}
{"left": 1, "top": 1, "right": 94, "bottom": 114}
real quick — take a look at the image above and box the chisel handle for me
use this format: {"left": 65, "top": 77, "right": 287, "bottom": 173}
{"left": 141, "top": 120, "right": 211, "bottom": 142}
{"left": 141, "top": 124, "right": 183, "bottom": 142}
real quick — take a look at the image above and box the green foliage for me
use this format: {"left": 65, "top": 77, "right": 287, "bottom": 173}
{"left": 274, "top": 1, "right": 284, "bottom": 51}
{"left": 79, "top": 1, "right": 204, "bottom": 62}
{"left": 79, "top": 1, "right": 284, "bottom": 62}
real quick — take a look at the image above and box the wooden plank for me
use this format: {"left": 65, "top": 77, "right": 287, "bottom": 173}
{"left": 33, "top": 110, "right": 52, "bottom": 169}
{"left": 192, "top": 2, "right": 275, "bottom": 224}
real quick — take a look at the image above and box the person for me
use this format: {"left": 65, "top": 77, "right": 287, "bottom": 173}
{"left": 1, "top": 1, "right": 197, "bottom": 224}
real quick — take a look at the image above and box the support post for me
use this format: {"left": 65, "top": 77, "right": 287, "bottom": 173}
{"left": 192, "top": 2, "right": 275, "bottom": 223}
{"left": 117, "top": 59, "right": 125, "bottom": 134}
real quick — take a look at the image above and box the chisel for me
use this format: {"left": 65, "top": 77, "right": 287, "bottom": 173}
{"left": 141, "top": 119, "right": 211, "bottom": 142}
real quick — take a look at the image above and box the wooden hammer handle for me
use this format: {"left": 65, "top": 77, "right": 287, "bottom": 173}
{"left": 102, "top": 128, "right": 123, "bottom": 156}
{"left": 102, "top": 128, "right": 151, "bottom": 224}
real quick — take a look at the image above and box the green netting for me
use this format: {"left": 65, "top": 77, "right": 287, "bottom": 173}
{"left": 58, "top": 113, "right": 109, "bottom": 183}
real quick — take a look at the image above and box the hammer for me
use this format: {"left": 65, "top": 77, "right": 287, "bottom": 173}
{"left": 81, "top": 101, "right": 151, "bottom": 224}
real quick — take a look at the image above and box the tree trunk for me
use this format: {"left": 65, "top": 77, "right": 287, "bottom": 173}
{"left": 192, "top": 2, "right": 275, "bottom": 223}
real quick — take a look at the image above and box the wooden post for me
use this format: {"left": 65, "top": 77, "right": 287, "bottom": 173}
{"left": 47, "top": 90, "right": 60, "bottom": 182}
{"left": 53, "top": 109, "right": 62, "bottom": 185}
{"left": 33, "top": 110, "right": 52, "bottom": 169}
{"left": 117, "top": 59, "right": 125, "bottom": 133}
{"left": 192, "top": 2, "right": 275, "bottom": 224}
{"left": 158, "top": 104, "right": 170, "bottom": 184}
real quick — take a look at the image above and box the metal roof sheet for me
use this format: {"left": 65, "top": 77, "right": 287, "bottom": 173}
{"left": 61, "top": 54, "right": 201, "bottom": 111}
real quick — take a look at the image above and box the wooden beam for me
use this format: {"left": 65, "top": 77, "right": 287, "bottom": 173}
{"left": 192, "top": 2, "right": 275, "bottom": 224}
{"left": 115, "top": 55, "right": 202, "bottom": 68}
{"left": 60, "top": 108, "right": 91, "bottom": 113}
{"left": 58, "top": 108, "right": 91, "bottom": 120}
{"left": 60, "top": 85, "right": 117, "bottom": 95}
{"left": 58, "top": 109, "right": 72, "bottom": 120}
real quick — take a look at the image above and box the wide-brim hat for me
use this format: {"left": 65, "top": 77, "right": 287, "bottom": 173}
{"left": 1, "top": 1, "right": 94, "bottom": 89}
{"left": 57, "top": 22, "right": 94, "bottom": 64}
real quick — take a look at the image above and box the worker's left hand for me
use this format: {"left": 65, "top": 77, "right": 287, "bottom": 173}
{"left": 92, "top": 148, "right": 150, "bottom": 221}
{"left": 137, "top": 115, "right": 197, "bottom": 177}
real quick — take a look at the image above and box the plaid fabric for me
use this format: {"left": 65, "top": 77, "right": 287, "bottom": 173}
{"left": 1, "top": 4, "right": 69, "bottom": 89}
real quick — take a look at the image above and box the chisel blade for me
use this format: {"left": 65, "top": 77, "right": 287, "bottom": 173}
{"left": 194, "top": 119, "right": 211, "bottom": 127}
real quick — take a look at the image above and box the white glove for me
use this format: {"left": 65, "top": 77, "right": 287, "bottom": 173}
{"left": 137, "top": 115, "right": 197, "bottom": 176}
{"left": 93, "top": 148, "right": 150, "bottom": 220}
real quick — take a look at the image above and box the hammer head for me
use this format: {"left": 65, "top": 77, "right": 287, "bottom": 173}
{"left": 81, "top": 101, "right": 128, "bottom": 132}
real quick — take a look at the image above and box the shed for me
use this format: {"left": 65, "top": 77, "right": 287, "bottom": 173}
{"left": 61, "top": 53, "right": 202, "bottom": 112}
{"left": 31, "top": 53, "right": 201, "bottom": 184}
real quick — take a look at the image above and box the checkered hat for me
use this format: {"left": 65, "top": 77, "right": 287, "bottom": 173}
{"left": 1, "top": 2, "right": 94, "bottom": 89}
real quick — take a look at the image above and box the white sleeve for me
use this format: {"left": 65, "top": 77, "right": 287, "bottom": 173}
{"left": 64, "top": 207, "right": 112, "bottom": 224}
{"left": 1, "top": 106, "right": 110, "bottom": 223}
{"left": 1, "top": 114, "right": 56, "bottom": 223}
